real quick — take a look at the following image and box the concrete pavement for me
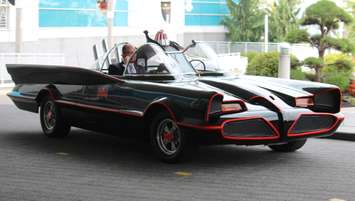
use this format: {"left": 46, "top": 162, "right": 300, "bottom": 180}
{"left": 330, "top": 107, "right": 355, "bottom": 141}
{"left": 1, "top": 97, "right": 355, "bottom": 201}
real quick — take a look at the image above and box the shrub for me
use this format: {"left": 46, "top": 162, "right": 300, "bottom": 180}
{"left": 322, "top": 53, "right": 353, "bottom": 90}
{"left": 303, "top": 57, "right": 324, "bottom": 69}
{"left": 242, "top": 52, "right": 259, "bottom": 63}
{"left": 323, "top": 71, "right": 350, "bottom": 91}
{"left": 291, "top": 68, "right": 307, "bottom": 80}
{"left": 324, "top": 53, "right": 354, "bottom": 72}
{"left": 246, "top": 52, "right": 301, "bottom": 77}
{"left": 304, "top": 72, "right": 316, "bottom": 81}
{"left": 247, "top": 52, "right": 279, "bottom": 77}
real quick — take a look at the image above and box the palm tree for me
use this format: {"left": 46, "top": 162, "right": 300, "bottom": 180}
{"left": 268, "top": 0, "right": 302, "bottom": 42}
{"left": 222, "top": 0, "right": 265, "bottom": 42}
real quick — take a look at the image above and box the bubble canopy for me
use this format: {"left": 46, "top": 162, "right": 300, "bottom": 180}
{"left": 123, "top": 43, "right": 197, "bottom": 77}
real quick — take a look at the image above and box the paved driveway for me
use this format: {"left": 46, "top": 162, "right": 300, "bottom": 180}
{"left": 0, "top": 95, "right": 354, "bottom": 201}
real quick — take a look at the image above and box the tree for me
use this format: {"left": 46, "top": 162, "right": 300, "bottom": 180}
{"left": 268, "top": 0, "right": 302, "bottom": 42}
{"left": 286, "top": 0, "right": 353, "bottom": 82}
{"left": 222, "top": 0, "right": 264, "bottom": 42}
{"left": 345, "top": 0, "right": 355, "bottom": 54}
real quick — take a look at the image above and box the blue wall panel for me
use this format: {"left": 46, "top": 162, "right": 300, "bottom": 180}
{"left": 40, "top": 0, "right": 127, "bottom": 10}
{"left": 39, "top": 0, "right": 97, "bottom": 9}
{"left": 185, "top": 0, "right": 229, "bottom": 26}
{"left": 188, "top": 2, "right": 228, "bottom": 14}
{"left": 185, "top": 15, "right": 225, "bottom": 26}
{"left": 39, "top": 0, "right": 128, "bottom": 27}
{"left": 114, "top": 12, "right": 128, "bottom": 26}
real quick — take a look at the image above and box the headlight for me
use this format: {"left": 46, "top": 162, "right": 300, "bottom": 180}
{"left": 295, "top": 96, "right": 314, "bottom": 107}
{"left": 222, "top": 101, "right": 245, "bottom": 113}
{"left": 206, "top": 94, "right": 247, "bottom": 122}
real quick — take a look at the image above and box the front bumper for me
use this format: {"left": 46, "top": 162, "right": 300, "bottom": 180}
{"left": 178, "top": 112, "right": 344, "bottom": 145}
{"left": 286, "top": 112, "right": 344, "bottom": 137}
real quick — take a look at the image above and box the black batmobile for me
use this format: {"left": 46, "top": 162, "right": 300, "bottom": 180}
{"left": 6, "top": 39, "right": 344, "bottom": 162}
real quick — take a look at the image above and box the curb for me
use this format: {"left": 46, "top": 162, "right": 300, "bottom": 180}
{"left": 327, "top": 132, "right": 355, "bottom": 141}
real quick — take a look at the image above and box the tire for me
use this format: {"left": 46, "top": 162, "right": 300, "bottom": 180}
{"left": 268, "top": 139, "right": 307, "bottom": 152}
{"left": 40, "top": 97, "right": 70, "bottom": 138}
{"left": 149, "top": 112, "right": 189, "bottom": 163}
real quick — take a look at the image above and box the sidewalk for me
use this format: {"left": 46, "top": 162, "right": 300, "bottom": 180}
{"left": 331, "top": 107, "right": 355, "bottom": 141}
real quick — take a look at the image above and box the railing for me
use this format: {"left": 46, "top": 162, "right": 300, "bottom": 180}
{"left": 199, "top": 41, "right": 319, "bottom": 60}
{"left": 0, "top": 53, "right": 65, "bottom": 87}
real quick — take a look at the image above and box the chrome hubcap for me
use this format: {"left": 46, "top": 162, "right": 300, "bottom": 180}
{"left": 43, "top": 101, "right": 56, "bottom": 130}
{"left": 156, "top": 119, "right": 181, "bottom": 155}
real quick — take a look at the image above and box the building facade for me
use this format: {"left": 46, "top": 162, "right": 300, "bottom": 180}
{"left": 0, "top": 0, "right": 230, "bottom": 66}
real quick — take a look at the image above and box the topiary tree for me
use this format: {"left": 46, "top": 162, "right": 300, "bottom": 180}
{"left": 345, "top": 0, "right": 355, "bottom": 55}
{"left": 303, "top": 57, "right": 324, "bottom": 79}
{"left": 286, "top": 0, "right": 353, "bottom": 82}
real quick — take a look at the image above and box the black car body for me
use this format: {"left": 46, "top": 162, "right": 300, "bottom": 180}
{"left": 6, "top": 42, "right": 344, "bottom": 162}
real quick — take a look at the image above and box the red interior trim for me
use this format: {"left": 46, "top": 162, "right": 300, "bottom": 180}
{"left": 287, "top": 113, "right": 344, "bottom": 137}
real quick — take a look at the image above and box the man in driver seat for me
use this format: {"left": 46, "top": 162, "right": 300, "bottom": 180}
{"left": 108, "top": 43, "right": 135, "bottom": 75}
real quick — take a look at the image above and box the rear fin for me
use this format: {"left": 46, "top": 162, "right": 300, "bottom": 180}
{"left": 6, "top": 64, "right": 122, "bottom": 85}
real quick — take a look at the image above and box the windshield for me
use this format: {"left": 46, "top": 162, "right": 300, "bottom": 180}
{"left": 123, "top": 43, "right": 196, "bottom": 77}
{"left": 184, "top": 42, "right": 222, "bottom": 72}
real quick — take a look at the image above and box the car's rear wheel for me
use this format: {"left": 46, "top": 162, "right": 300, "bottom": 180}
{"left": 150, "top": 112, "right": 189, "bottom": 163}
{"left": 40, "top": 97, "right": 70, "bottom": 138}
{"left": 268, "top": 139, "right": 307, "bottom": 152}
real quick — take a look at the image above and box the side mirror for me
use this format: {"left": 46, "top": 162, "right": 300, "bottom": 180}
{"left": 190, "top": 59, "right": 206, "bottom": 71}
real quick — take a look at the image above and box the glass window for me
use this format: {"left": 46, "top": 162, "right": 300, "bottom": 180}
{"left": 124, "top": 44, "right": 196, "bottom": 76}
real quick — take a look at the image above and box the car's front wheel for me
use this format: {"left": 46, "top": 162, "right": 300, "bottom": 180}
{"left": 150, "top": 112, "right": 189, "bottom": 163}
{"left": 268, "top": 139, "right": 307, "bottom": 152}
{"left": 40, "top": 97, "right": 70, "bottom": 138}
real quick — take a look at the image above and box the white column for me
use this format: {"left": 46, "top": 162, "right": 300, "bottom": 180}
{"left": 264, "top": 15, "right": 269, "bottom": 53}
{"left": 12, "top": 0, "right": 39, "bottom": 51}
{"left": 278, "top": 43, "right": 291, "bottom": 79}
{"left": 15, "top": 7, "right": 23, "bottom": 53}
{"left": 107, "top": 0, "right": 116, "bottom": 50}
